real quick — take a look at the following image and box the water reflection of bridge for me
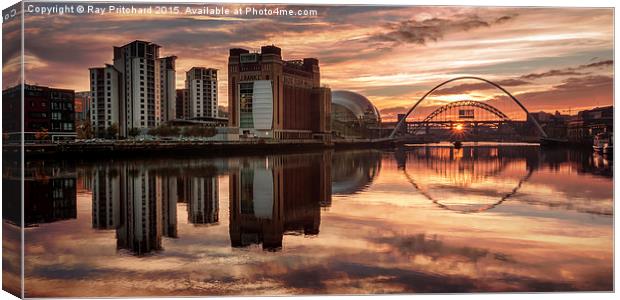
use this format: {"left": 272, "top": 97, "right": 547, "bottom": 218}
{"left": 396, "top": 145, "right": 537, "bottom": 213}
{"left": 7, "top": 146, "right": 611, "bottom": 255}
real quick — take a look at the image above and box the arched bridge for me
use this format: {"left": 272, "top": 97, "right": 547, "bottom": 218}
{"left": 389, "top": 76, "right": 548, "bottom": 139}
{"left": 407, "top": 100, "right": 514, "bottom": 135}
{"left": 423, "top": 100, "right": 510, "bottom": 122}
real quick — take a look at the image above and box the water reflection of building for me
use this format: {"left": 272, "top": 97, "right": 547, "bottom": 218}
{"left": 229, "top": 152, "right": 331, "bottom": 251}
{"left": 6, "top": 160, "right": 81, "bottom": 227}
{"left": 23, "top": 161, "right": 77, "bottom": 226}
{"left": 159, "top": 176, "right": 178, "bottom": 238}
{"left": 90, "top": 163, "right": 181, "bottom": 255}
{"left": 183, "top": 176, "right": 219, "bottom": 225}
{"left": 116, "top": 167, "right": 162, "bottom": 255}
{"left": 92, "top": 166, "right": 120, "bottom": 229}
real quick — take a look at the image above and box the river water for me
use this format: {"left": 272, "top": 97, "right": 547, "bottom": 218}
{"left": 7, "top": 143, "right": 613, "bottom": 296}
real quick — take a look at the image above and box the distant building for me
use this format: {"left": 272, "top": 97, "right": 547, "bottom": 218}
{"left": 2, "top": 84, "right": 76, "bottom": 142}
{"left": 158, "top": 56, "right": 178, "bottom": 123}
{"left": 567, "top": 106, "right": 613, "bottom": 142}
{"left": 185, "top": 67, "right": 218, "bottom": 119}
{"left": 75, "top": 91, "right": 91, "bottom": 122}
{"left": 90, "top": 40, "right": 177, "bottom": 137}
{"left": 227, "top": 45, "right": 331, "bottom": 140}
{"left": 530, "top": 110, "right": 571, "bottom": 138}
{"left": 175, "top": 88, "right": 189, "bottom": 119}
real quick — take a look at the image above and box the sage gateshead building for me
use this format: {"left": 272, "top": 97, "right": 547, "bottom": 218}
{"left": 331, "top": 90, "right": 382, "bottom": 139}
{"left": 227, "top": 45, "right": 331, "bottom": 140}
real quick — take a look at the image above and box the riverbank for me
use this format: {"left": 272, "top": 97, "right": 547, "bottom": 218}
{"left": 5, "top": 138, "right": 396, "bottom": 160}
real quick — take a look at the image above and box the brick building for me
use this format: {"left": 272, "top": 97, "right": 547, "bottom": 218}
{"left": 227, "top": 45, "right": 331, "bottom": 140}
{"left": 2, "top": 84, "right": 76, "bottom": 142}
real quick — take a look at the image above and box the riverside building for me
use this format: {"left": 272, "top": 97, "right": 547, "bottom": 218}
{"left": 227, "top": 45, "right": 331, "bottom": 140}
{"left": 185, "top": 67, "right": 218, "bottom": 119}
{"left": 2, "top": 83, "right": 76, "bottom": 142}
{"left": 175, "top": 88, "right": 189, "bottom": 119}
{"left": 158, "top": 56, "right": 178, "bottom": 123}
{"left": 89, "top": 40, "right": 176, "bottom": 137}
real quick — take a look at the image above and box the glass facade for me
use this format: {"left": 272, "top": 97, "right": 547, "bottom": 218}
{"left": 239, "top": 82, "right": 254, "bottom": 128}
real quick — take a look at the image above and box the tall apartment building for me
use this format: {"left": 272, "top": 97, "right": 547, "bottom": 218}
{"left": 90, "top": 40, "right": 176, "bottom": 137}
{"left": 157, "top": 56, "right": 177, "bottom": 123}
{"left": 228, "top": 45, "right": 331, "bottom": 140}
{"left": 175, "top": 88, "right": 189, "bottom": 119}
{"left": 89, "top": 65, "right": 121, "bottom": 136}
{"left": 185, "top": 67, "right": 218, "bottom": 119}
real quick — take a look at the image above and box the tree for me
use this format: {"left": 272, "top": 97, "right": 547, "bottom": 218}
{"left": 106, "top": 123, "right": 119, "bottom": 139}
{"left": 76, "top": 120, "right": 93, "bottom": 139}
{"left": 181, "top": 126, "right": 216, "bottom": 137}
{"left": 148, "top": 124, "right": 180, "bottom": 137}
{"left": 128, "top": 127, "right": 141, "bottom": 138}
{"left": 34, "top": 128, "right": 49, "bottom": 141}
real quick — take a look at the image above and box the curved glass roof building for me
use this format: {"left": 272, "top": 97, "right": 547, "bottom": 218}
{"left": 331, "top": 90, "right": 381, "bottom": 138}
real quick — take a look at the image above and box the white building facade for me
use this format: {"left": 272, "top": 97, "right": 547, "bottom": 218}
{"left": 185, "top": 67, "right": 218, "bottom": 119}
{"left": 89, "top": 64, "right": 121, "bottom": 137}
{"left": 90, "top": 40, "right": 176, "bottom": 137}
{"left": 158, "top": 56, "right": 177, "bottom": 124}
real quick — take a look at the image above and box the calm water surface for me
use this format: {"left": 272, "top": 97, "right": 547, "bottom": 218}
{"left": 8, "top": 144, "right": 614, "bottom": 296}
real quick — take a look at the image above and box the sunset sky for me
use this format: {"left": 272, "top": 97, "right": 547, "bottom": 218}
{"left": 4, "top": 4, "right": 614, "bottom": 120}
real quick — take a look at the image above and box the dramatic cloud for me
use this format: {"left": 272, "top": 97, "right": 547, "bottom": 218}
{"left": 433, "top": 78, "right": 530, "bottom": 96}
{"left": 521, "top": 69, "right": 585, "bottom": 80}
{"left": 370, "top": 14, "right": 517, "bottom": 46}
{"left": 490, "top": 75, "right": 613, "bottom": 113}
{"left": 521, "top": 59, "right": 613, "bottom": 80}
{"left": 4, "top": 5, "right": 613, "bottom": 121}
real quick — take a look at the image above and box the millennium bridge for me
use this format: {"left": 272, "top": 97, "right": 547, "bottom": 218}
{"left": 388, "top": 76, "right": 550, "bottom": 143}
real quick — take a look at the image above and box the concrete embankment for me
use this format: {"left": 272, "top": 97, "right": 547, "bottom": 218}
{"left": 7, "top": 138, "right": 396, "bottom": 160}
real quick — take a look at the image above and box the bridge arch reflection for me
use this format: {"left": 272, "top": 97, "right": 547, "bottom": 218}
{"left": 396, "top": 145, "right": 535, "bottom": 213}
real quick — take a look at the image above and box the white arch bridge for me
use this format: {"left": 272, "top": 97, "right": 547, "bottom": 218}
{"left": 388, "top": 76, "right": 548, "bottom": 140}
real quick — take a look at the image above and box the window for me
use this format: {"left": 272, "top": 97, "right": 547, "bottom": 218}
{"left": 239, "top": 82, "right": 254, "bottom": 128}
